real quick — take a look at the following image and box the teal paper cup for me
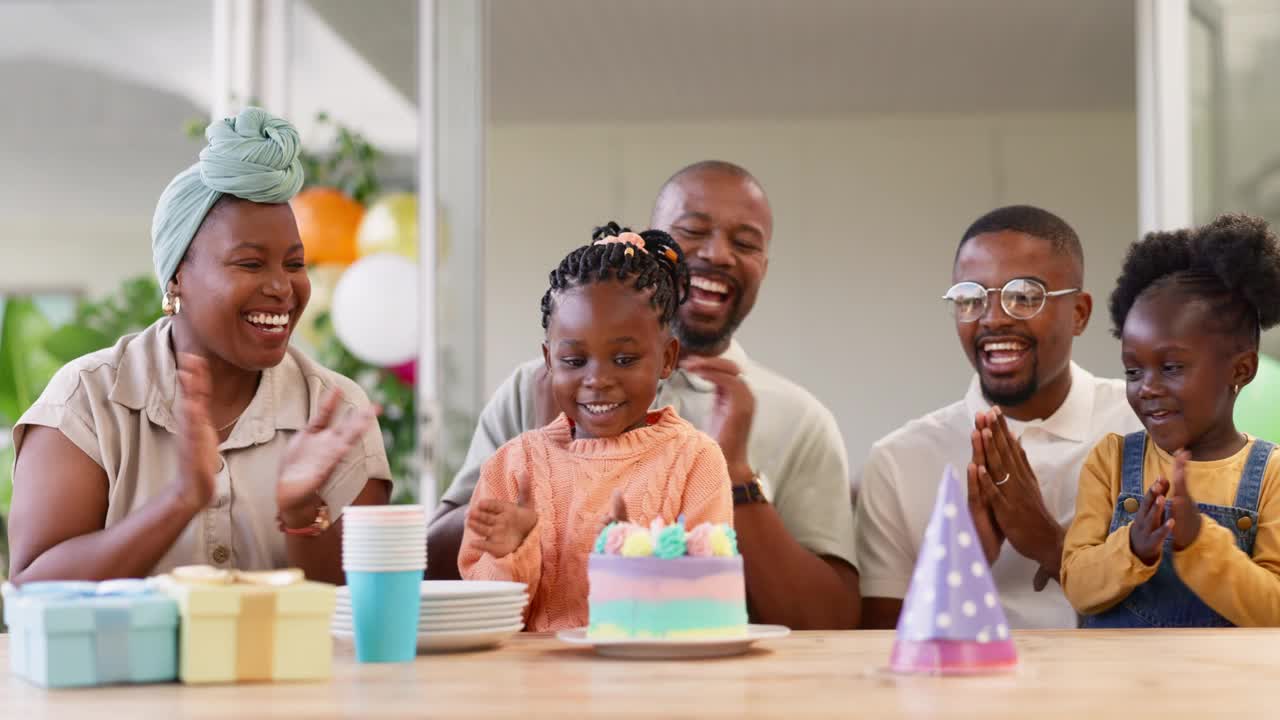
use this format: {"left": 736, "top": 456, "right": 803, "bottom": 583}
{"left": 346, "top": 570, "right": 421, "bottom": 663}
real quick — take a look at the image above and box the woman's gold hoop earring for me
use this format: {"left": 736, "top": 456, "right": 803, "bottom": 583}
{"left": 163, "top": 292, "right": 182, "bottom": 316}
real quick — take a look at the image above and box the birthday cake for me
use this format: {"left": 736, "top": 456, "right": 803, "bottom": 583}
{"left": 587, "top": 519, "right": 747, "bottom": 639}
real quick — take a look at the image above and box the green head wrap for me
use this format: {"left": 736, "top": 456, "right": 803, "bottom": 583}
{"left": 151, "top": 107, "right": 304, "bottom": 291}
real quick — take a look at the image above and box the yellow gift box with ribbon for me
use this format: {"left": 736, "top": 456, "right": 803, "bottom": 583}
{"left": 152, "top": 566, "right": 336, "bottom": 684}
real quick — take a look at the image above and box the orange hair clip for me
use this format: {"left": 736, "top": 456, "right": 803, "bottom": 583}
{"left": 594, "top": 231, "right": 648, "bottom": 258}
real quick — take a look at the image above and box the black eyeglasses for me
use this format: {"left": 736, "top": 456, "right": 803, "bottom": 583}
{"left": 943, "top": 278, "right": 1079, "bottom": 322}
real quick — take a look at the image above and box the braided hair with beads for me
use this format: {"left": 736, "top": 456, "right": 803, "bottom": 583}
{"left": 540, "top": 222, "right": 691, "bottom": 330}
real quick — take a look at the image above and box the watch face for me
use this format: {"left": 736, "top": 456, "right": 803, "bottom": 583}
{"left": 733, "top": 478, "right": 769, "bottom": 505}
{"left": 755, "top": 473, "right": 772, "bottom": 502}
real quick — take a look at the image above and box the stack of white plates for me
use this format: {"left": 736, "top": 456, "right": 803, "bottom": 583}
{"left": 332, "top": 580, "right": 528, "bottom": 653}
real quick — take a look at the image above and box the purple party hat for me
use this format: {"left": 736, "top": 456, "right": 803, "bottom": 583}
{"left": 889, "top": 465, "right": 1017, "bottom": 674}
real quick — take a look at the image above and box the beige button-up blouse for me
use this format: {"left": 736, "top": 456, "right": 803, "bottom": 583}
{"left": 12, "top": 318, "right": 392, "bottom": 574}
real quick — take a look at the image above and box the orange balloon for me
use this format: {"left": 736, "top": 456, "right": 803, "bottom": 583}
{"left": 290, "top": 187, "right": 364, "bottom": 265}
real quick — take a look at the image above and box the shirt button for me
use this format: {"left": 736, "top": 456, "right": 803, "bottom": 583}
{"left": 1123, "top": 497, "right": 1140, "bottom": 513}
{"left": 211, "top": 545, "right": 230, "bottom": 564}
{"left": 1238, "top": 516, "right": 1254, "bottom": 531}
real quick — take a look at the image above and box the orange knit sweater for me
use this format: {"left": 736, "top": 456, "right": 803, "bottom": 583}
{"left": 458, "top": 406, "right": 733, "bottom": 632}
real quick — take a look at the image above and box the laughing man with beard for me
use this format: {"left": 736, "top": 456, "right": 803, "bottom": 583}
{"left": 855, "top": 205, "right": 1142, "bottom": 630}
{"left": 429, "top": 161, "right": 860, "bottom": 629}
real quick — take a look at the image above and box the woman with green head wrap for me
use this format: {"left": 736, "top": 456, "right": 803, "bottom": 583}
{"left": 8, "top": 108, "right": 391, "bottom": 585}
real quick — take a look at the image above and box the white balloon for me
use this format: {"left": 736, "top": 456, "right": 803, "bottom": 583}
{"left": 331, "top": 253, "right": 419, "bottom": 366}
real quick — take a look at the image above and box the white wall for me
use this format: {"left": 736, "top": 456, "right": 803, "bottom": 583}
{"left": 484, "top": 111, "right": 1139, "bottom": 475}
{"left": 0, "top": 59, "right": 206, "bottom": 299}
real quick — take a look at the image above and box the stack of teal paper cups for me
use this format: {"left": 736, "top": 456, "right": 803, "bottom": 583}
{"left": 342, "top": 505, "right": 428, "bottom": 663}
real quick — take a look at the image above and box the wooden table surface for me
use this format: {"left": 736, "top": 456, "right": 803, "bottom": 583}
{"left": 1, "top": 629, "right": 1275, "bottom": 718}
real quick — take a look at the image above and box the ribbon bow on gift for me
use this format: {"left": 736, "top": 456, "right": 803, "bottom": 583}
{"left": 169, "top": 565, "right": 304, "bottom": 587}
{"left": 4, "top": 579, "right": 153, "bottom": 600}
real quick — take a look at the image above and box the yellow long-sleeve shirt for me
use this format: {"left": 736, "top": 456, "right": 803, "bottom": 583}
{"left": 1062, "top": 434, "right": 1280, "bottom": 627}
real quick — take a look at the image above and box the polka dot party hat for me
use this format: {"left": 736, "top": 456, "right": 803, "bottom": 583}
{"left": 889, "top": 465, "right": 1017, "bottom": 674}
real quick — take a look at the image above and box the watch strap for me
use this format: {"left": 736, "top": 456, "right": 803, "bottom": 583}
{"left": 732, "top": 477, "right": 768, "bottom": 505}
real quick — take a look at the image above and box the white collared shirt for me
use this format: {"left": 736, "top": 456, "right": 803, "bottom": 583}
{"left": 444, "top": 341, "right": 855, "bottom": 566}
{"left": 853, "top": 362, "right": 1142, "bottom": 629}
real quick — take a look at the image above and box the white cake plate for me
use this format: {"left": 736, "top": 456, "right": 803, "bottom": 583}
{"left": 555, "top": 624, "right": 790, "bottom": 659}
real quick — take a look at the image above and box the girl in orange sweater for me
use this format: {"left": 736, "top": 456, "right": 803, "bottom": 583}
{"left": 459, "top": 223, "right": 734, "bottom": 631}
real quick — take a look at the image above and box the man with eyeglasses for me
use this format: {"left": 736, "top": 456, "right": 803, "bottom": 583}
{"left": 855, "top": 205, "right": 1141, "bottom": 630}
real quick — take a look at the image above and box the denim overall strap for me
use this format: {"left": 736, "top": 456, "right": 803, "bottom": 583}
{"left": 1100, "top": 432, "right": 1151, "bottom": 538}
{"left": 1191, "top": 438, "right": 1276, "bottom": 556}
{"left": 1120, "top": 432, "right": 1147, "bottom": 498}
{"left": 1234, "top": 439, "right": 1274, "bottom": 513}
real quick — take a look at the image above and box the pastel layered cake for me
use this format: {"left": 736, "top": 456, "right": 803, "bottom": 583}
{"left": 587, "top": 519, "right": 747, "bottom": 640}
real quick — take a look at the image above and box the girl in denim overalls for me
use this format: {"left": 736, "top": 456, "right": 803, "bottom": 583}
{"left": 1061, "top": 214, "right": 1280, "bottom": 628}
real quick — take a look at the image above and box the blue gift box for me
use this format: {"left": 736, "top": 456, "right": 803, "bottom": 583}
{"left": 3, "top": 579, "right": 179, "bottom": 688}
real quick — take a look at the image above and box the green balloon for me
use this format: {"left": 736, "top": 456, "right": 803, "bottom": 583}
{"left": 1236, "top": 354, "right": 1280, "bottom": 443}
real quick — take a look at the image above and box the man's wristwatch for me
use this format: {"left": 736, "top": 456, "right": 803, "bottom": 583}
{"left": 732, "top": 473, "right": 769, "bottom": 505}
